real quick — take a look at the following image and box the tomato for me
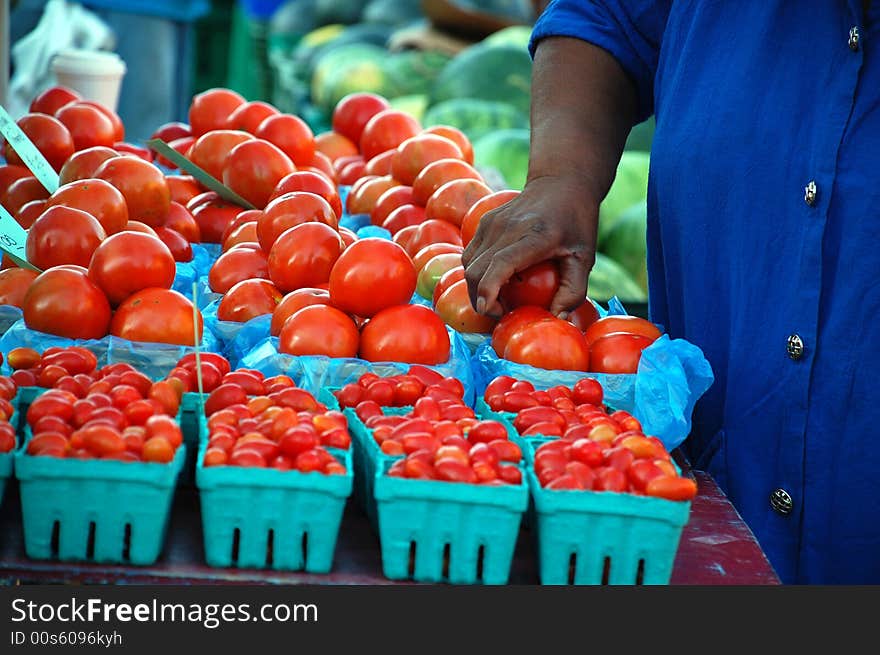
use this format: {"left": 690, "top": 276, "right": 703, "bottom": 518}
{"left": 422, "top": 125, "right": 473, "bottom": 163}
{"left": 268, "top": 222, "right": 344, "bottom": 293}
{"left": 333, "top": 153, "right": 363, "bottom": 176}
{"left": 392, "top": 224, "right": 418, "bottom": 254}
{"left": 0, "top": 165, "right": 32, "bottom": 202}
{"left": 14, "top": 199, "right": 45, "bottom": 229}
{"left": 583, "top": 315, "right": 662, "bottom": 348}
{"left": 222, "top": 138, "right": 295, "bottom": 209}
{"left": 87, "top": 232, "right": 176, "bottom": 305}
{"left": 150, "top": 121, "right": 191, "bottom": 147}
{"left": 165, "top": 175, "right": 203, "bottom": 206}
{"left": 0, "top": 268, "right": 38, "bottom": 308}
{"left": 411, "top": 158, "right": 482, "bottom": 207}
{"left": 94, "top": 156, "right": 170, "bottom": 227}
{"left": 189, "top": 88, "right": 246, "bottom": 136}
{"left": 370, "top": 185, "right": 414, "bottom": 226}
{"left": 332, "top": 92, "right": 390, "bottom": 144}
{"left": 589, "top": 333, "right": 654, "bottom": 374}
{"left": 187, "top": 129, "right": 253, "bottom": 180}
{"left": 362, "top": 109, "right": 423, "bottom": 160}
{"left": 360, "top": 304, "right": 450, "bottom": 364}
{"left": 192, "top": 197, "right": 243, "bottom": 243}
{"left": 217, "top": 278, "right": 282, "bottom": 323}
{"left": 31, "top": 85, "right": 80, "bottom": 114}
{"left": 364, "top": 149, "right": 394, "bottom": 176}
{"left": 432, "top": 266, "right": 465, "bottom": 306}
{"left": 415, "top": 252, "right": 462, "bottom": 300}
{"left": 436, "top": 279, "right": 496, "bottom": 334}
{"left": 329, "top": 238, "right": 417, "bottom": 317}
{"left": 143, "top": 436, "right": 175, "bottom": 463}
{"left": 390, "top": 134, "right": 463, "bottom": 186}
{"left": 224, "top": 100, "right": 278, "bottom": 133}
{"left": 79, "top": 101, "right": 124, "bottom": 142}
{"left": 278, "top": 305, "right": 359, "bottom": 357}
{"left": 55, "top": 102, "right": 116, "bottom": 150}
{"left": 26, "top": 206, "right": 106, "bottom": 270}
{"left": 221, "top": 209, "right": 261, "bottom": 244}
{"left": 123, "top": 221, "right": 159, "bottom": 237}
{"left": 569, "top": 299, "right": 601, "bottom": 331}
{"left": 504, "top": 318, "right": 590, "bottom": 371}
{"left": 405, "top": 219, "right": 463, "bottom": 257}
{"left": 460, "top": 190, "right": 519, "bottom": 246}
{"left": 255, "top": 113, "right": 315, "bottom": 166}
{"left": 490, "top": 306, "right": 554, "bottom": 356}
{"left": 208, "top": 246, "right": 269, "bottom": 293}
{"left": 270, "top": 288, "right": 331, "bottom": 336}
{"left": 23, "top": 266, "right": 111, "bottom": 339}
{"left": 163, "top": 201, "right": 201, "bottom": 242}
{"left": 3, "top": 113, "right": 74, "bottom": 171}
{"left": 302, "top": 151, "right": 337, "bottom": 184}
{"left": 344, "top": 174, "right": 400, "bottom": 216}
{"left": 155, "top": 135, "right": 196, "bottom": 169}
{"left": 110, "top": 288, "right": 203, "bottom": 345}
{"left": 221, "top": 221, "right": 258, "bottom": 252}
{"left": 411, "top": 243, "right": 462, "bottom": 273}
{"left": 572, "top": 378, "right": 604, "bottom": 406}
{"left": 257, "top": 191, "right": 338, "bottom": 251}
{"left": 9, "top": 345, "right": 40, "bottom": 369}
{"left": 499, "top": 260, "right": 561, "bottom": 312}
{"left": 270, "top": 170, "right": 341, "bottom": 218}
{"left": 46, "top": 178, "right": 128, "bottom": 234}
{"left": 645, "top": 475, "right": 697, "bottom": 501}
{"left": 4, "top": 177, "right": 48, "bottom": 217}
{"left": 425, "top": 178, "right": 492, "bottom": 227}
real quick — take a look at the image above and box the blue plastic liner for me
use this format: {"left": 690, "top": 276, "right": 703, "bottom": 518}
{"left": 339, "top": 213, "right": 370, "bottom": 233}
{"left": 172, "top": 244, "right": 216, "bottom": 302}
{"left": 471, "top": 334, "right": 713, "bottom": 452}
{"left": 14, "top": 428, "right": 185, "bottom": 564}
{"left": 0, "top": 305, "right": 23, "bottom": 335}
{"left": 239, "top": 327, "right": 476, "bottom": 406}
{"left": 202, "top": 299, "right": 273, "bottom": 367}
{"left": 199, "top": 242, "right": 223, "bottom": 262}
{"left": 0, "top": 320, "right": 223, "bottom": 380}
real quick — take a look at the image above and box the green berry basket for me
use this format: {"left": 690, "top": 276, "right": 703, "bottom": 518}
{"left": 0, "top": 393, "right": 19, "bottom": 509}
{"left": 195, "top": 416, "right": 353, "bottom": 573}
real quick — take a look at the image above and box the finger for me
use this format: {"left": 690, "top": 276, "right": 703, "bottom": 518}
{"left": 464, "top": 248, "right": 495, "bottom": 313}
{"left": 477, "top": 238, "right": 555, "bottom": 317}
{"left": 462, "top": 205, "right": 503, "bottom": 268}
{"left": 549, "top": 253, "right": 591, "bottom": 317}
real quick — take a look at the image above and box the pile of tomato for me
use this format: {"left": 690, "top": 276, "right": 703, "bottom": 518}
{"left": 0, "top": 375, "right": 16, "bottom": 454}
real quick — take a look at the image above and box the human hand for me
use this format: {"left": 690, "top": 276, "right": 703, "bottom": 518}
{"left": 462, "top": 173, "right": 599, "bottom": 319}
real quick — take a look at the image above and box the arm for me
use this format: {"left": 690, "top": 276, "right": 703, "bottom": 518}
{"left": 462, "top": 35, "right": 638, "bottom": 317}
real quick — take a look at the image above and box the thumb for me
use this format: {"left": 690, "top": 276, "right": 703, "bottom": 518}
{"left": 550, "top": 254, "right": 591, "bottom": 317}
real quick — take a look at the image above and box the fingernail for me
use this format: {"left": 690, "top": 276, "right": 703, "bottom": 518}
{"left": 557, "top": 311, "right": 569, "bottom": 320}
{"left": 476, "top": 297, "right": 486, "bottom": 314}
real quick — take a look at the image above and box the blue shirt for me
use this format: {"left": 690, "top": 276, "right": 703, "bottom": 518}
{"left": 531, "top": 0, "right": 880, "bottom": 584}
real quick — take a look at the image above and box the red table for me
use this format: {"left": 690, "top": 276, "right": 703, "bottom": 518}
{"left": 0, "top": 469, "right": 778, "bottom": 585}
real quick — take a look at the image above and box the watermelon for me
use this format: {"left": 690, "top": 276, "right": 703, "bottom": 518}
{"left": 311, "top": 44, "right": 392, "bottom": 114}
{"left": 600, "top": 200, "right": 648, "bottom": 293}
{"left": 483, "top": 25, "right": 533, "bottom": 50}
{"left": 269, "top": 0, "right": 321, "bottom": 41}
{"left": 362, "top": 0, "right": 425, "bottom": 25}
{"left": 598, "top": 151, "right": 650, "bottom": 244}
{"left": 388, "top": 94, "right": 429, "bottom": 123}
{"left": 454, "top": 0, "right": 534, "bottom": 22}
{"left": 313, "top": 0, "right": 369, "bottom": 25}
{"left": 423, "top": 98, "right": 529, "bottom": 143}
{"left": 473, "top": 128, "right": 530, "bottom": 190}
{"left": 384, "top": 50, "right": 453, "bottom": 97}
{"left": 430, "top": 43, "right": 532, "bottom": 115}
{"left": 625, "top": 116, "right": 655, "bottom": 153}
{"left": 588, "top": 253, "right": 647, "bottom": 303}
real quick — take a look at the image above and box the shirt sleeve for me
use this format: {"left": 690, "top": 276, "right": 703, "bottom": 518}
{"left": 529, "top": 0, "right": 672, "bottom": 121}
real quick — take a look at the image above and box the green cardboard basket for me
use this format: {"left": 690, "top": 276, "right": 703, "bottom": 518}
{"left": 196, "top": 416, "right": 353, "bottom": 573}
{"left": 0, "top": 396, "right": 18, "bottom": 509}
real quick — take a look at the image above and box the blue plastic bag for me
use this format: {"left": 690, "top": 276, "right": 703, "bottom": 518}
{"left": 0, "top": 319, "right": 223, "bottom": 380}
{"left": 202, "top": 298, "right": 275, "bottom": 366}
{"left": 0, "top": 305, "right": 23, "bottom": 335}
{"left": 340, "top": 213, "right": 370, "bottom": 233}
{"left": 239, "top": 327, "right": 476, "bottom": 406}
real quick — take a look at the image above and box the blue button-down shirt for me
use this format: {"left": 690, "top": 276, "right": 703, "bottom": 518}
{"left": 531, "top": 0, "right": 880, "bottom": 584}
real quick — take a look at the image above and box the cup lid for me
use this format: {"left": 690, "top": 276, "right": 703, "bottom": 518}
{"left": 51, "top": 48, "right": 127, "bottom": 76}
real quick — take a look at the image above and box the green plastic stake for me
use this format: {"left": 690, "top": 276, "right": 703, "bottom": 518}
{"left": 0, "top": 204, "right": 39, "bottom": 271}
{"left": 0, "top": 106, "right": 59, "bottom": 193}
{"left": 147, "top": 139, "right": 256, "bottom": 209}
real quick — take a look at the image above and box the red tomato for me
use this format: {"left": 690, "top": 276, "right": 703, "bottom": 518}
{"left": 163, "top": 201, "right": 201, "bottom": 243}
{"left": 392, "top": 224, "right": 418, "bottom": 254}
{"left": 217, "top": 278, "right": 282, "bottom": 323}
{"left": 187, "top": 129, "right": 253, "bottom": 180}
{"left": 3, "top": 113, "right": 74, "bottom": 171}
{"left": 390, "top": 134, "right": 463, "bottom": 186}
{"left": 370, "top": 185, "right": 414, "bottom": 226}
{"left": 381, "top": 204, "right": 426, "bottom": 235}
{"left": 491, "top": 306, "right": 554, "bottom": 356}
{"left": 55, "top": 102, "right": 116, "bottom": 150}
{"left": 30, "top": 85, "right": 80, "bottom": 115}
{"left": 359, "top": 109, "right": 421, "bottom": 161}
{"left": 313, "top": 132, "right": 357, "bottom": 163}
{"left": 0, "top": 268, "right": 39, "bottom": 308}
{"left": 15, "top": 199, "right": 46, "bottom": 229}
{"left": 4, "top": 177, "right": 49, "bottom": 217}
{"left": 221, "top": 221, "right": 258, "bottom": 252}
{"left": 412, "top": 243, "right": 463, "bottom": 273}
{"left": 257, "top": 191, "right": 338, "bottom": 251}
{"left": 221, "top": 209, "right": 261, "bottom": 244}
{"left": 155, "top": 135, "right": 196, "bottom": 169}
{"left": 572, "top": 378, "right": 604, "bottom": 406}
{"left": 589, "top": 333, "right": 654, "bottom": 374}
{"left": 268, "top": 222, "right": 344, "bottom": 293}
{"left": 415, "top": 252, "right": 462, "bottom": 300}
{"left": 150, "top": 121, "right": 191, "bottom": 147}
{"left": 583, "top": 315, "right": 662, "bottom": 348}
{"left": 360, "top": 304, "right": 450, "bottom": 364}
{"left": 57, "top": 146, "right": 118, "bottom": 185}
{"left": 255, "top": 113, "right": 315, "bottom": 166}
{"left": 432, "top": 265, "right": 465, "bottom": 305}
{"left": 94, "top": 156, "right": 170, "bottom": 227}
{"left": 569, "top": 299, "right": 601, "bottom": 331}
{"left": 189, "top": 88, "right": 246, "bottom": 136}
{"left": 46, "top": 178, "right": 128, "bottom": 235}
{"left": 332, "top": 92, "right": 390, "bottom": 144}
{"left": 23, "top": 266, "right": 111, "bottom": 339}
{"left": 364, "top": 149, "right": 394, "bottom": 176}
{"left": 192, "top": 197, "right": 243, "bottom": 243}
{"left": 425, "top": 178, "right": 492, "bottom": 227}
{"left": 222, "top": 139, "right": 295, "bottom": 209}
{"left": 123, "top": 221, "right": 159, "bottom": 238}
{"left": 329, "top": 238, "right": 417, "bottom": 317}
{"left": 460, "top": 190, "right": 519, "bottom": 246}
{"left": 435, "top": 280, "right": 496, "bottom": 333}
{"left": 279, "top": 305, "right": 360, "bottom": 357}
{"left": 88, "top": 232, "right": 176, "bottom": 305}
{"left": 224, "top": 100, "right": 279, "bottom": 133}
{"left": 423, "top": 125, "right": 474, "bottom": 164}
{"left": 411, "top": 158, "right": 482, "bottom": 207}
{"left": 26, "top": 206, "right": 106, "bottom": 270}
{"left": 344, "top": 175, "right": 400, "bottom": 216}
{"left": 143, "top": 436, "right": 175, "bottom": 463}
{"left": 499, "top": 260, "right": 561, "bottom": 312}
{"left": 405, "top": 219, "right": 463, "bottom": 257}
{"left": 302, "top": 151, "right": 337, "bottom": 184}
{"left": 208, "top": 245, "right": 269, "bottom": 294}
{"left": 645, "top": 475, "right": 697, "bottom": 501}
{"left": 80, "top": 101, "right": 124, "bottom": 142}
{"left": 504, "top": 318, "right": 590, "bottom": 371}
{"left": 270, "top": 288, "right": 331, "bottom": 336}
{"left": 270, "top": 171, "right": 341, "bottom": 218}
{"left": 165, "top": 175, "right": 203, "bottom": 207}
{"left": 0, "top": 164, "right": 33, "bottom": 202}
{"left": 110, "top": 288, "right": 203, "bottom": 345}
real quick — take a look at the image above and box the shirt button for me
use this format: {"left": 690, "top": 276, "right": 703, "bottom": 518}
{"left": 804, "top": 180, "right": 818, "bottom": 206}
{"left": 770, "top": 488, "right": 794, "bottom": 516}
{"left": 787, "top": 334, "right": 804, "bottom": 360}
{"left": 849, "top": 26, "right": 860, "bottom": 51}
